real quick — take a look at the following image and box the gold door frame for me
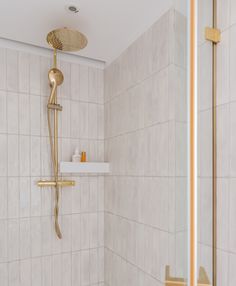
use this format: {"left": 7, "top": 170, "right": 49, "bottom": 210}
{"left": 189, "top": 0, "right": 197, "bottom": 285}
{"left": 190, "top": 0, "right": 220, "bottom": 284}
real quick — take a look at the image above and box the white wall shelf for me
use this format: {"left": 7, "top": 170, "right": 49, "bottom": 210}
{"left": 60, "top": 162, "right": 110, "bottom": 174}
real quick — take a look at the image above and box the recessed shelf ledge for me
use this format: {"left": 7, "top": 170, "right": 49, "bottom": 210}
{"left": 60, "top": 162, "right": 110, "bottom": 174}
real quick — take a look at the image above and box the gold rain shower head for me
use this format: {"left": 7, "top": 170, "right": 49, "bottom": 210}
{"left": 46, "top": 27, "right": 88, "bottom": 52}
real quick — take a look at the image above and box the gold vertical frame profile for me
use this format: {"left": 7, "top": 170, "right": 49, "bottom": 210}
{"left": 212, "top": 0, "right": 217, "bottom": 284}
{"left": 189, "top": 0, "right": 197, "bottom": 285}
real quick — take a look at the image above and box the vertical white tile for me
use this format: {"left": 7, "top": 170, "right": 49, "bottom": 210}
{"left": 81, "top": 214, "right": 89, "bottom": 250}
{"left": 8, "top": 177, "right": 19, "bottom": 218}
{"left": 152, "top": 11, "right": 170, "bottom": 73}
{"left": 0, "top": 135, "right": 7, "bottom": 176}
{"left": 31, "top": 137, "right": 41, "bottom": 176}
{"left": 41, "top": 187, "right": 52, "bottom": 216}
{"left": 59, "top": 61, "right": 70, "bottom": 99}
{"left": 98, "top": 177, "right": 104, "bottom": 212}
{"left": 8, "top": 219, "right": 19, "bottom": 261}
{"left": 88, "top": 103, "right": 98, "bottom": 139}
{"left": 7, "top": 50, "right": 18, "bottom": 92}
{"left": 40, "top": 96, "right": 48, "bottom": 137}
{"left": 230, "top": 0, "right": 236, "bottom": 25}
{"left": 229, "top": 253, "right": 236, "bottom": 286}
{"left": 217, "top": 0, "right": 230, "bottom": 29}
{"left": 0, "top": 263, "right": 8, "bottom": 286}
{"left": 19, "top": 177, "right": 30, "bottom": 218}
{"left": 72, "top": 252, "right": 80, "bottom": 286}
{"left": 72, "top": 214, "right": 81, "bottom": 251}
{"left": 89, "top": 68, "right": 98, "bottom": 103}
{"left": 30, "top": 95, "right": 41, "bottom": 135}
{"left": 0, "top": 178, "right": 7, "bottom": 219}
{"left": 199, "top": 110, "right": 212, "bottom": 177}
{"left": 31, "top": 257, "right": 42, "bottom": 286}
{"left": 81, "top": 250, "right": 90, "bottom": 286}
{"left": 41, "top": 136, "right": 51, "bottom": 177}
{"left": 217, "top": 30, "right": 230, "bottom": 105}
{"left": 79, "top": 65, "right": 89, "bottom": 102}
{"left": 30, "top": 55, "right": 40, "bottom": 95}
{"left": 79, "top": 177, "right": 89, "bottom": 213}
{"left": 7, "top": 92, "right": 18, "bottom": 134}
{"left": 52, "top": 255, "right": 61, "bottom": 286}
{"left": 230, "top": 26, "right": 236, "bottom": 102}
{"left": 98, "top": 247, "right": 104, "bottom": 282}
{"left": 0, "top": 91, "right": 7, "bottom": 133}
{"left": 89, "top": 177, "right": 98, "bottom": 212}
{"left": 31, "top": 178, "right": 41, "bottom": 216}
{"left": 217, "top": 250, "right": 229, "bottom": 286}
{"left": 0, "top": 220, "right": 8, "bottom": 263}
{"left": 41, "top": 216, "right": 52, "bottom": 256}
{"left": 42, "top": 256, "right": 52, "bottom": 286}
{"left": 198, "top": 0, "right": 212, "bottom": 44}
{"left": 79, "top": 102, "right": 88, "bottom": 139}
{"left": 217, "top": 104, "right": 230, "bottom": 177}
{"left": 71, "top": 63, "right": 79, "bottom": 100}
{"left": 199, "top": 178, "right": 212, "bottom": 246}
{"left": 98, "top": 105, "right": 104, "bottom": 140}
{"left": 151, "top": 69, "right": 168, "bottom": 124}
{"left": 230, "top": 102, "right": 236, "bottom": 176}
{"left": 19, "top": 218, "right": 31, "bottom": 259}
{"left": 19, "top": 93, "right": 30, "bottom": 135}
{"left": 90, "top": 213, "right": 98, "bottom": 248}
{"left": 97, "top": 69, "right": 104, "bottom": 104}
{"left": 19, "top": 135, "right": 30, "bottom": 176}
{"left": 230, "top": 179, "right": 236, "bottom": 252}
{"left": 70, "top": 100, "right": 80, "bottom": 138}
{"left": 18, "top": 52, "right": 29, "bottom": 94}
{"left": 31, "top": 217, "right": 41, "bottom": 257}
{"left": 9, "top": 261, "right": 20, "bottom": 286}
{"left": 60, "top": 99, "right": 70, "bottom": 138}
{"left": 20, "top": 259, "right": 31, "bottom": 286}
{"left": 61, "top": 253, "right": 71, "bottom": 286}
{"left": 0, "top": 48, "right": 6, "bottom": 90}
{"left": 90, "top": 248, "right": 98, "bottom": 284}
{"left": 8, "top": 135, "right": 19, "bottom": 176}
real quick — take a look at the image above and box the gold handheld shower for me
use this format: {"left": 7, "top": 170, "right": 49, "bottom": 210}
{"left": 37, "top": 27, "right": 88, "bottom": 239}
{"left": 48, "top": 68, "right": 64, "bottom": 104}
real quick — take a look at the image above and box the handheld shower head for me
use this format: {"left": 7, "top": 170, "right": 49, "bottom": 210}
{"left": 48, "top": 68, "right": 64, "bottom": 104}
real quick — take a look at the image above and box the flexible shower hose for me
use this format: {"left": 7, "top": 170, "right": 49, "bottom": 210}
{"left": 47, "top": 108, "right": 62, "bottom": 239}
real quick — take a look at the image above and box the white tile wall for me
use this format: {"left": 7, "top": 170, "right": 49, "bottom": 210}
{"left": 104, "top": 8, "right": 187, "bottom": 286}
{"left": 0, "top": 43, "right": 105, "bottom": 285}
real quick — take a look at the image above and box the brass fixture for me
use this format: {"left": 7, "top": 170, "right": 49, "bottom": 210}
{"left": 48, "top": 67, "right": 64, "bottom": 104}
{"left": 205, "top": 0, "right": 221, "bottom": 285}
{"left": 47, "top": 27, "right": 87, "bottom": 51}
{"left": 189, "top": 0, "right": 197, "bottom": 284}
{"left": 205, "top": 27, "right": 221, "bottom": 44}
{"left": 165, "top": 266, "right": 211, "bottom": 286}
{"left": 37, "top": 180, "right": 75, "bottom": 187}
{"left": 38, "top": 27, "right": 88, "bottom": 239}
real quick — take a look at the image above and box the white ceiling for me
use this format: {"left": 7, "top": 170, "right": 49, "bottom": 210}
{"left": 0, "top": 0, "right": 174, "bottom": 63}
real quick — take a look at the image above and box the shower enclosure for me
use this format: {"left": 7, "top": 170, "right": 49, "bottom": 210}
{"left": 0, "top": 0, "right": 225, "bottom": 285}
